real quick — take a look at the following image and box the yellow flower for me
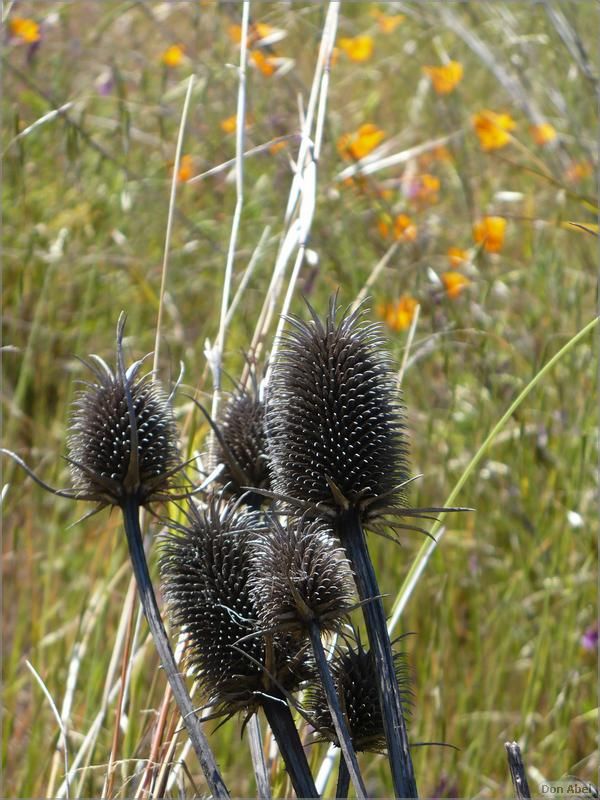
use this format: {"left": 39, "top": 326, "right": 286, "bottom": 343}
{"left": 472, "top": 110, "right": 516, "bottom": 151}
{"left": 441, "top": 271, "right": 471, "bottom": 299}
{"left": 393, "top": 214, "right": 418, "bottom": 242}
{"left": 447, "top": 247, "right": 469, "bottom": 268}
{"left": 250, "top": 50, "right": 277, "bottom": 76}
{"left": 269, "top": 140, "right": 286, "bottom": 155}
{"left": 339, "top": 35, "right": 374, "bottom": 63}
{"left": 473, "top": 216, "right": 506, "bottom": 253}
{"left": 384, "top": 295, "right": 418, "bottom": 331}
{"left": 176, "top": 155, "right": 194, "bottom": 183}
{"left": 423, "top": 61, "right": 463, "bottom": 94}
{"left": 370, "top": 9, "right": 405, "bottom": 33}
{"left": 565, "top": 160, "right": 592, "bottom": 183}
{"left": 228, "top": 24, "right": 242, "bottom": 43}
{"left": 9, "top": 17, "right": 41, "bottom": 43}
{"left": 337, "top": 123, "right": 385, "bottom": 161}
{"left": 530, "top": 122, "right": 557, "bottom": 146}
{"left": 220, "top": 115, "right": 251, "bottom": 134}
{"left": 161, "top": 44, "right": 184, "bottom": 67}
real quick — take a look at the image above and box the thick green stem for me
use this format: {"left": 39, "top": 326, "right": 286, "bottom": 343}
{"left": 307, "top": 623, "right": 366, "bottom": 800}
{"left": 338, "top": 509, "right": 418, "bottom": 799}
{"left": 121, "top": 495, "right": 230, "bottom": 800}
{"left": 262, "top": 690, "right": 319, "bottom": 799}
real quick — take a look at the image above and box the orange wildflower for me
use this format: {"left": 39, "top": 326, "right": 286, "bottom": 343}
{"left": 161, "top": 44, "right": 184, "bottom": 67}
{"left": 337, "top": 123, "right": 385, "bottom": 161}
{"left": 406, "top": 173, "right": 440, "bottom": 205}
{"left": 473, "top": 216, "right": 506, "bottom": 253}
{"left": 565, "top": 160, "right": 593, "bottom": 183}
{"left": 384, "top": 295, "right": 418, "bottom": 331}
{"left": 393, "top": 214, "right": 418, "bottom": 242}
{"left": 370, "top": 9, "right": 405, "bottom": 33}
{"left": 9, "top": 17, "right": 41, "bottom": 43}
{"left": 530, "top": 122, "right": 557, "bottom": 145}
{"left": 423, "top": 61, "right": 463, "bottom": 94}
{"left": 447, "top": 247, "right": 469, "bottom": 268}
{"left": 339, "top": 35, "right": 374, "bottom": 62}
{"left": 176, "top": 155, "right": 194, "bottom": 183}
{"left": 472, "top": 110, "right": 516, "bottom": 151}
{"left": 269, "top": 140, "right": 286, "bottom": 155}
{"left": 442, "top": 271, "right": 471, "bottom": 299}
{"left": 250, "top": 50, "right": 277, "bottom": 76}
{"left": 228, "top": 22, "right": 278, "bottom": 46}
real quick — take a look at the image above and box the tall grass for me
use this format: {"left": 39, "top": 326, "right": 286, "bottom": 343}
{"left": 3, "top": 2, "right": 597, "bottom": 798}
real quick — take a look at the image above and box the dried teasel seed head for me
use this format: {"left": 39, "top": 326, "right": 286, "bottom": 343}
{"left": 250, "top": 515, "right": 355, "bottom": 637}
{"left": 214, "top": 385, "right": 271, "bottom": 507}
{"left": 159, "top": 499, "right": 306, "bottom": 720}
{"left": 305, "top": 633, "right": 412, "bottom": 753}
{"left": 67, "top": 316, "right": 180, "bottom": 507}
{"left": 266, "top": 297, "right": 410, "bottom": 521}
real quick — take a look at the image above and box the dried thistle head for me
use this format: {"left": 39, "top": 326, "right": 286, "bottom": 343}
{"left": 250, "top": 515, "right": 355, "bottom": 637}
{"left": 305, "top": 633, "right": 412, "bottom": 753}
{"left": 214, "top": 385, "right": 270, "bottom": 507}
{"left": 266, "top": 298, "right": 410, "bottom": 521}
{"left": 159, "top": 499, "right": 307, "bottom": 720}
{"left": 67, "top": 315, "right": 181, "bottom": 508}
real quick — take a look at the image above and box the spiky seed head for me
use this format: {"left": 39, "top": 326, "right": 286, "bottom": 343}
{"left": 250, "top": 515, "right": 355, "bottom": 637}
{"left": 67, "top": 316, "right": 180, "bottom": 507}
{"left": 160, "top": 500, "right": 306, "bottom": 719}
{"left": 214, "top": 387, "right": 270, "bottom": 507}
{"left": 266, "top": 298, "right": 409, "bottom": 521}
{"left": 305, "top": 634, "right": 412, "bottom": 753}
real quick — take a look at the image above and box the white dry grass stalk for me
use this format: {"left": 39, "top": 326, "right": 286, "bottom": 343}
{"left": 153, "top": 73, "right": 196, "bottom": 374}
{"left": 188, "top": 136, "right": 297, "bottom": 184}
{"left": 25, "top": 659, "right": 71, "bottom": 800}
{"left": 397, "top": 303, "right": 421, "bottom": 388}
{"left": 252, "top": 2, "right": 340, "bottom": 384}
{"left": 224, "top": 225, "right": 272, "bottom": 329}
{"left": 208, "top": 0, "right": 250, "bottom": 434}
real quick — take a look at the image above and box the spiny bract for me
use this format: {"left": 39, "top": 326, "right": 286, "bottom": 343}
{"left": 250, "top": 515, "right": 355, "bottom": 636}
{"left": 214, "top": 386, "right": 270, "bottom": 507}
{"left": 266, "top": 298, "right": 410, "bottom": 520}
{"left": 68, "top": 349, "right": 180, "bottom": 507}
{"left": 160, "top": 500, "right": 306, "bottom": 720}
{"left": 305, "top": 634, "right": 412, "bottom": 752}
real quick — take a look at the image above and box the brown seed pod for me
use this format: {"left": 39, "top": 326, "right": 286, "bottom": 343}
{"left": 160, "top": 499, "right": 306, "bottom": 720}
{"left": 266, "top": 298, "right": 410, "bottom": 521}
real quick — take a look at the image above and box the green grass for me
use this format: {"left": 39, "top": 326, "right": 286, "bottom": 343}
{"left": 3, "top": 2, "right": 598, "bottom": 798}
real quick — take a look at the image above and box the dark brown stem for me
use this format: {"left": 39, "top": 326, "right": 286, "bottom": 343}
{"left": 121, "top": 495, "right": 230, "bottom": 800}
{"left": 337, "top": 509, "right": 418, "bottom": 799}
{"left": 307, "top": 623, "right": 366, "bottom": 800}
{"left": 262, "top": 690, "right": 319, "bottom": 799}
{"left": 505, "top": 741, "right": 532, "bottom": 799}
{"left": 335, "top": 755, "right": 350, "bottom": 800}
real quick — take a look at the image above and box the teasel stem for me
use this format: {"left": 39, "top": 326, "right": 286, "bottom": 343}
{"left": 261, "top": 689, "right": 319, "bottom": 799}
{"left": 336, "top": 757, "right": 351, "bottom": 800}
{"left": 307, "top": 623, "right": 367, "bottom": 800}
{"left": 337, "top": 508, "right": 418, "bottom": 799}
{"left": 121, "top": 495, "right": 229, "bottom": 800}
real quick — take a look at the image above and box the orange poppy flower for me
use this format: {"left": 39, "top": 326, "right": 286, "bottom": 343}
{"left": 447, "top": 247, "right": 469, "bottom": 268}
{"left": 393, "top": 214, "right": 418, "bottom": 242}
{"left": 9, "top": 17, "right": 40, "bottom": 43}
{"left": 473, "top": 216, "right": 506, "bottom": 253}
{"left": 472, "top": 110, "right": 516, "bottom": 151}
{"left": 339, "top": 35, "right": 374, "bottom": 62}
{"left": 383, "top": 295, "right": 418, "bottom": 331}
{"left": 442, "top": 271, "right": 471, "bottom": 299}
{"left": 250, "top": 50, "right": 277, "bottom": 76}
{"left": 423, "top": 61, "right": 463, "bottom": 94}
{"left": 176, "top": 155, "right": 194, "bottom": 183}
{"left": 161, "top": 45, "right": 184, "bottom": 67}
{"left": 530, "top": 122, "right": 557, "bottom": 145}
{"left": 337, "top": 123, "right": 385, "bottom": 161}
{"left": 370, "top": 9, "right": 405, "bottom": 33}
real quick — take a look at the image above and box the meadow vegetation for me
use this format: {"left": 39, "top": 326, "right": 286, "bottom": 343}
{"left": 3, "top": 2, "right": 598, "bottom": 797}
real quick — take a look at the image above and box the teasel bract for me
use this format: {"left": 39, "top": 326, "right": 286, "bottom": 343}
{"left": 266, "top": 297, "right": 420, "bottom": 798}
{"left": 2, "top": 315, "right": 229, "bottom": 800}
{"left": 305, "top": 631, "right": 412, "bottom": 798}
{"left": 160, "top": 498, "right": 319, "bottom": 799}
{"left": 250, "top": 515, "right": 368, "bottom": 799}
{"left": 212, "top": 381, "right": 271, "bottom": 508}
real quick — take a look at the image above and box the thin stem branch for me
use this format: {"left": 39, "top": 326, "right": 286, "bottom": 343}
{"left": 308, "top": 623, "right": 366, "bottom": 800}
{"left": 248, "top": 713, "right": 272, "bottom": 800}
{"left": 505, "top": 741, "right": 532, "bottom": 799}
{"left": 262, "top": 691, "right": 319, "bottom": 799}
{"left": 335, "top": 756, "right": 350, "bottom": 800}
{"left": 120, "top": 495, "right": 229, "bottom": 800}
